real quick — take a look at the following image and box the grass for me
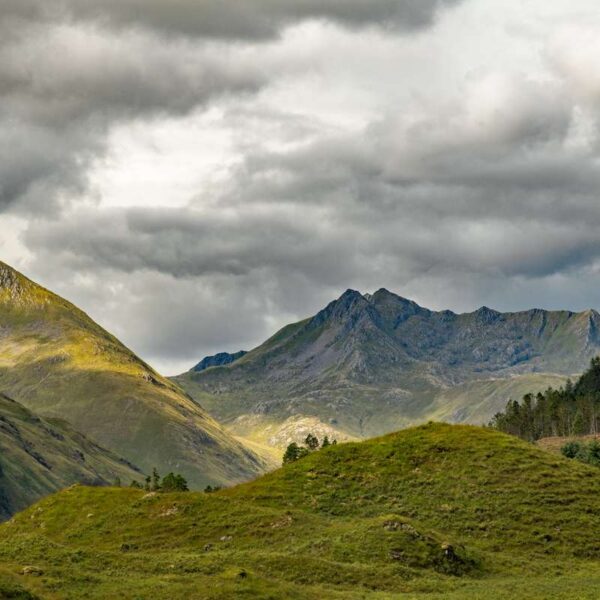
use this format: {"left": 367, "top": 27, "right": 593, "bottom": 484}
{"left": 2, "top": 423, "right": 600, "bottom": 598}
{"left": 0, "top": 261, "right": 269, "bottom": 490}
{"left": 0, "top": 394, "right": 141, "bottom": 520}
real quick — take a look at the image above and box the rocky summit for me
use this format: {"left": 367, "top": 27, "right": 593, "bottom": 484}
{"left": 174, "top": 288, "right": 599, "bottom": 448}
{"left": 193, "top": 351, "right": 248, "bottom": 373}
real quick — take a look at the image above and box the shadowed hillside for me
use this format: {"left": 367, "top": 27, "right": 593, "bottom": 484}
{"left": 0, "top": 393, "right": 140, "bottom": 520}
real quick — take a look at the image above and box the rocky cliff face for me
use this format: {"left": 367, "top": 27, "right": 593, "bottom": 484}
{"left": 174, "top": 289, "right": 599, "bottom": 447}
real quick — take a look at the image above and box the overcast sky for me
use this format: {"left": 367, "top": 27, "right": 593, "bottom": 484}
{"left": 2, "top": 0, "right": 600, "bottom": 374}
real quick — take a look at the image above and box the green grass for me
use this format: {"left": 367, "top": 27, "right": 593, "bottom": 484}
{"left": 0, "top": 261, "right": 269, "bottom": 489}
{"left": 2, "top": 423, "right": 600, "bottom": 598}
{"left": 0, "top": 394, "right": 141, "bottom": 520}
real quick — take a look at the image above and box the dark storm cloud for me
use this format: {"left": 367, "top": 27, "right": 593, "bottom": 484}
{"left": 0, "top": 0, "right": 461, "bottom": 214}
{"left": 8, "top": 0, "right": 600, "bottom": 372}
{"left": 0, "top": 23, "right": 266, "bottom": 212}
{"left": 23, "top": 69, "right": 600, "bottom": 287}
{"left": 2, "top": 0, "right": 462, "bottom": 40}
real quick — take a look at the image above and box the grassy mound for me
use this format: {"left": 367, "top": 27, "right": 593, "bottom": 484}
{"left": 1, "top": 423, "right": 600, "bottom": 599}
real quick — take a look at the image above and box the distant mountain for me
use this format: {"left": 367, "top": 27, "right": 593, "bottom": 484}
{"left": 193, "top": 351, "right": 247, "bottom": 373}
{"left": 0, "top": 261, "right": 270, "bottom": 489}
{"left": 173, "top": 288, "right": 597, "bottom": 448}
{"left": 0, "top": 393, "right": 140, "bottom": 520}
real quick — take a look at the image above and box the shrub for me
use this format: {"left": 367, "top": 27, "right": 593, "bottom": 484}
{"left": 561, "top": 441, "right": 583, "bottom": 459}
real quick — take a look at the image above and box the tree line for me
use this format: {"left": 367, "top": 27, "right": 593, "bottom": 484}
{"left": 129, "top": 468, "right": 189, "bottom": 492}
{"left": 491, "top": 357, "right": 600, "bottom": 441}
{"left": 283, "top": 433, "right": 337, "bottom": 464}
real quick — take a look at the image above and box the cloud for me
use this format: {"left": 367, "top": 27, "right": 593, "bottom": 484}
{"left": 0, "top": 22, "right": 269, "bottom": 213}
{"left": 3, "top": 0, "right": 462, "bottom": 40}
{"left": 0, "top": 0, "right": 462, "bottom": 215}
{"left": 9, "top": 0, "right": 600, "bottom": 374}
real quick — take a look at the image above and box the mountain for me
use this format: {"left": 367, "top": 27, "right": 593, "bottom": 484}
{"left": 0, "top": 393, "right": 141, "bottom": 520}
{"left": 2, "top": 423, "right": 600, "bottom": 598}
{"left": 173, "top": 288, "right": 598, "bottom": 448}
{"left": 192, "top": 350, "right": 247, "bottom": 373}
{"left": 0, "top": 261, "right": 270, "bottom": 489}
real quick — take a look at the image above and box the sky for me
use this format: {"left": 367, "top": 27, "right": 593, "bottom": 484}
{"left": 2, "top": 0, "right": 600, "bottom": 374}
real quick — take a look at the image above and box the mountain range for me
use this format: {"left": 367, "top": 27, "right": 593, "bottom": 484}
{"left": 0, "top": 261, "right": 270, "bottom": 498}
{"left": 174, "top": 288, "right": 598, "bottom": 448}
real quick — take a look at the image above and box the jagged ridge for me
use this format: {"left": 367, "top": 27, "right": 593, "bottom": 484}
{"left": 174, "top": 288, "right": 600, "bottom": 447}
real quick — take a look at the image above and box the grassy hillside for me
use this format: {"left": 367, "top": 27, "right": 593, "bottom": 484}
{"left": 174, "top": 289, "right": 585, "bottom": 449}
{"left": 427, "top": 373, "right": 570, "bottom": 424}
{"left": 0, "top": 393, "right": 141, "bottom": 520}
{"left": 0, "top": 261, "right": 270, "bottom": 489}
{"left": 1, "top": 423, "right": 600, "bottom": 599}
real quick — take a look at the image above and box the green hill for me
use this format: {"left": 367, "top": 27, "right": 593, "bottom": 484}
{"left": 0, "top": 261, "right": 270, "bottom": 490}
{"left": 0, "top": 393, "right": 141, "bottom": 520}
{"left": 1, "top": 423, "right": 600, "bottom": 599}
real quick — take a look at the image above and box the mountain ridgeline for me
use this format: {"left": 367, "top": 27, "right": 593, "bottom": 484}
{"left": 192, "top": 351, "right": 247, "bottom": 373}
{"left": 0, "top": 261, "right": 269, "bottom": 493}
{"left": 174, "top": 288, "right": 600, "bottom": 449}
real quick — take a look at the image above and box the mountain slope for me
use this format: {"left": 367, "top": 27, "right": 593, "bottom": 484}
{"left": 1, "top": 424, "right": 600, "bottom": 598}
{"left": 0, "top": 393, "right": 140, "bottom": 520}
{"left": 174, "top": 288, "right": 599, "bottom": 447}
{"left": 0, "top": 261, "right": 268, "bottom": 489}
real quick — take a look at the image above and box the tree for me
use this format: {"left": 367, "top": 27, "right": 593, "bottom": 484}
{"left": 144, "top": 475, "right": 151, "bottom": 491}
{"left": 305, "top": 434, "right": 319, "bottom": 451}
{"left": 151, "top": 468, "right": 161, "bottom": 491}
{"left": 492, "top": 357, "right": 600, "bottom": 442}
{"left": 130, "top": 480, "right": 143, "bottom": 489}
{"left": 283, "top": 443, "right": 301, "bottom": 464}
{"left": 161, "top": 472, "right": 189, "bottom": 492}
{"left": 321, "top": 436, "right": 330, "bottom": 448}
{"left": 282, "top": 442, "right": 310, "bottom": 464}
{"left": 587, "top": 440, "right": 600, "bottom": 466}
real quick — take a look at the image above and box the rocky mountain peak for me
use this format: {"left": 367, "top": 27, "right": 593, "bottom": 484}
{"left": 0, "top": 261, "right": 21, "bottom": 289}
{"left": 473, "top": 306, "right": 501, "bottom": 323}
{"left": 193, "top": 351, "right": 247, "bottom": 373}
{"left": 0, "top": 261, "right": 32, "bottom": 302}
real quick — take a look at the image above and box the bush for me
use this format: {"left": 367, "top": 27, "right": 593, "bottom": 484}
{"left": 587, "top": 441, "right": 600, "bottom": 466}
{"left": 561, "top": 440, "right": 600, "bottom": 467}
{"left": 561, "top": 441, "right": 583, "bottom": 459}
